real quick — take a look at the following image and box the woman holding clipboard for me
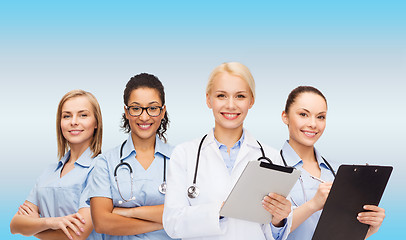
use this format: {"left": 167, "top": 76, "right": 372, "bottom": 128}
{"left": 280, "top": 86, "right": 385, "bottom": 240}
{"left": 163, "top": 62, "right": 292, "bottom": 240}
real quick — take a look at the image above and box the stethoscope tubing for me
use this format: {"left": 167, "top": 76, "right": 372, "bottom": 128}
{"left": 192, "top": 134, "right": 208, "bottom": 185}
{"left": 114, "top": 140, "right": 167, "bottom": 203}
{"left": 279, "top": 149, "right": 336, "bottom": 206}
{"left": 280, "top": 150, "right": 336, "bottom": 177}
{"left": 187, "top": 135, "right": 273, "bottom": 199}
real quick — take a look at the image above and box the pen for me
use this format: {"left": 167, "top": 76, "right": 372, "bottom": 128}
{"left": 310, "top": 175, "right": 326, "bottom": 183}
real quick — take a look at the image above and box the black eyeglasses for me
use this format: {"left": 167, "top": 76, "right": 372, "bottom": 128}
{"left": 126, "top": 105, "right": 163, "bottom": 117}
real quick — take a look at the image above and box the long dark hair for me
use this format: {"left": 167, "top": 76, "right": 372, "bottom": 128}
{"left": 121, "top": 73, "right": 169, "bottom": 142}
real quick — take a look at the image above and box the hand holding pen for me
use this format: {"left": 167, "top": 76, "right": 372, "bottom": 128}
{"left": 308, "top": 178, "right": 333, "bottom": 211}
{"left": 310, "top": 175, "right": 326, "bottom": 183}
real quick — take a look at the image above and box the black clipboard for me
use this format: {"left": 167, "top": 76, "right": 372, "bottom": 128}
{"left": 312, "top": 164, "right": 392, "bottom": 240}
{"left": 219, "top": 161, "right": 301, "bottom": 224}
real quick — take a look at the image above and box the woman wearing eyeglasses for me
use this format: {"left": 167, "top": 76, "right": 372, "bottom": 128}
{"left": 10, "top": 89, "right": 103, "bottom": 240}
{"left": 280, "top": 86, "right": 385, "bottom": 240}
{"left": 87, "top": 73, "right": 175, "bottom": 240}
{"left": 163, "top": 62, "right": 292, "bottom": 240}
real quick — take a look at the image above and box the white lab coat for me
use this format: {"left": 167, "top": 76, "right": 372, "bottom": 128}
{"left": 163, "top": 129, "right": 292, "bottom": 240}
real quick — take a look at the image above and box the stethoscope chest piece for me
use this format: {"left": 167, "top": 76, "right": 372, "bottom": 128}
{"left": 186, "top": 135, "right": 271, "bottom": 199}
{"left": 159, "top": 182, "right": 167, "bottom": 194}
{"left": 187, "top": 184, "right": 200, "bottom": 198}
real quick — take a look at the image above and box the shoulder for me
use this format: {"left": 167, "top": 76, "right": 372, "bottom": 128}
{"left": 36, "top": 162, "right": 59, "bottom": 180}
{"left": 171, "top": 137, "right": 204, "bottom": 162}
{"left": 164, "top": 142, "right": 175, "bottom": 155}
{"left": 99, "top": 142, "right": 124, "bottom": 161}
{"left": 46, "top": 161, "right": 60, "bottom": 171}
{"left": 314, "top": 148, "right": 340, "bottom": 174}
{"left": 30, "top": 161, "right": 61, "bottom": 189}
{"left": 156, "top": 137, "right": 175, "bottom": 158}
{"left": 92, "top": 144, "right": 122, "bottom": 169}
{"left": 173, "top": 137, "right": 203, "bottom": 152}
{"left": 260, "top": 143, "right": 283, "bottom": 165}
{"left": 244, "top": 129, "right": 283, "bottom": 165}
{"left": 322, "top": 156, "right": 340, "bottom": 173}
{"left": 102, "top": 143, "right": 122, "bottom": 157}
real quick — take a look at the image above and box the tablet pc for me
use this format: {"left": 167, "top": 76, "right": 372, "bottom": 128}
{"left": 219, "top": 160, "right": 301, "bottom": 224}
{"left": 312, "top": 164, "right": 392, "bottom": 240}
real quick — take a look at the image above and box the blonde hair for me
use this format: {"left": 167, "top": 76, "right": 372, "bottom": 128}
{"left": 56, "top": 90, "right": 103, "bottom": 159}
{"left": 206, "top": 62, "right": 256, "bottom": 99}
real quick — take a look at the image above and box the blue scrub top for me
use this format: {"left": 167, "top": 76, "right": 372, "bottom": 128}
{"left": 87, "top": 135, "right": 175, "bottom": 240}
{"left": 26, "top": 147, "right": 103, "bottom": 240}
{"left": 281, "top": 141, "right": 337, "bottom": 240}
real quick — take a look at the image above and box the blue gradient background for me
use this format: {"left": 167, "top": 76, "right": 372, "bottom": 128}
{"left": 1, "top": 1, "right": 404, "bottom": 239}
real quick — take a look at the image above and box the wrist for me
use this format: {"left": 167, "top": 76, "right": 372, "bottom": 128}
{"left": 271, "top": 218, "right": 286, "bottom": 227}
{"left": 42, "top": 217, "right": 52, "bottom": 229}
{"left": 307, "top": 199, "right": 321, "bottom": 212}
{"left": 128, "top": 206, "right": 142, "bottom": 219}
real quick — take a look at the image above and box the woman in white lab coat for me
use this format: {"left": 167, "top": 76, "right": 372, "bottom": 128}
{"left": 163, "top": 62, "right": 292, "bottom": 240}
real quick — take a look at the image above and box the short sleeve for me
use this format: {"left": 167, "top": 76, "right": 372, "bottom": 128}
{"left": 78, "top": 160, "right": 97, "bottom": 209}
{"left": 26, "top": 181, "right": 39, "bottom": 206}
{"left": 85, "top": 154, "right": 113, "bottom": 205}
{"left": 25, "top": 165, "right": 55, "bottom": 207}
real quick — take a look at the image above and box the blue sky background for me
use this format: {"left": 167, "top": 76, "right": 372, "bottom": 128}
{"left": 1, "top": 1, "right": 405, "bottom": 239}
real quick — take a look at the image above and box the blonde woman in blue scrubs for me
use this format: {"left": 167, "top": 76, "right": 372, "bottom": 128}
{"left": 280, "top": 86, "right": 386, "bottom": 240}
{"left": 87, "top": 73, "right": 176, "bottom": 240}
{"left": 10, "top": 89, "right": 103, "bottom": 240}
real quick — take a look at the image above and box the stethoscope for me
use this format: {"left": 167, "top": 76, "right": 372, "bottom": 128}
{"left": 279, "top": 149, "right": 336, "bottom": 206}
{"left": 114, "top": 140, "right": 167, "bottom": 204}
{"left": 187, "top": 134, "right": 274, "bottom": 199}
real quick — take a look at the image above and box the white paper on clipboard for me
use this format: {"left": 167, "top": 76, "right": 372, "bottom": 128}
{"left": 219, "top": 160, "right": 301, "bottom": 224}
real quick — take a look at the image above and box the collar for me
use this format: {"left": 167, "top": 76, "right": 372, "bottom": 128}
{"left": 154, "top": 135, "right": 173, "bottom": 159}
{"left": 281, "top": 140, "right": 329, "bottom": 169}
{"left": 203, "top": 128, "right": 260, "bottom": 150}
{"left": 56, "top": 147, "right": 93, "bottom": 170}
{"left": 120, "top": 134, "right": 173, "bottom": 160}
{"left": 214, "top": 128, "right": 245, "bottom": 149}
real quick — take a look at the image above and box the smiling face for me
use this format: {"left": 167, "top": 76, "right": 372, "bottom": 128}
{"left": 124, "top": 87, "right": 166, "bottom": 142}
{"left": 60, "top": 96, "right": 97, "bottom": 149}
{"left": 282, "top": 92, "right": 327, "bottom": 150}
{"left": 206, "top": 72, "right": 254, "bottom": 133}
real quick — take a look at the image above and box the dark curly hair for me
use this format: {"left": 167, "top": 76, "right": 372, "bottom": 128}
{"left": 121, "top": 73, "right": 169, "bottom": 142}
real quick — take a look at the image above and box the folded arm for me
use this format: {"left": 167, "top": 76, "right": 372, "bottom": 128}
{"left": 90, "top": 197, "right": 163, "bottom": 235}
{"left": 113, "top": 204, "right": 164, "bottom": 223}
{"left": 10, "top": 201, "right": 93, "bottom": 240}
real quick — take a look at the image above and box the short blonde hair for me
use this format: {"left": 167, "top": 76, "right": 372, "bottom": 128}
{"left": 206, "top": 62, "right": 256, "bottom": 99}
{"left": 56, "top": 90, "right": 103, "bottom": 160}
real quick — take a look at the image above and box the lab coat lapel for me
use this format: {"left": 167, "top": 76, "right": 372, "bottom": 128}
{"left": 235, "top": 142, "right": 250, "bottom": 167}
{"left": 203, "top": 130, "right": 230, "bottom": 175}
{"left": 233, "top": 130, "right": 259, "bottom": 172}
